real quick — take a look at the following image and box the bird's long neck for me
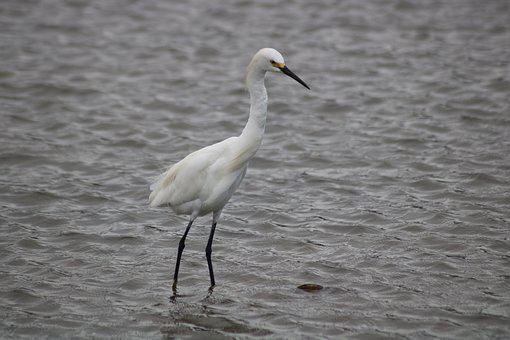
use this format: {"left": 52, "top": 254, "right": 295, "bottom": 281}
{"left": 240, "top": 67, "right": 267, "bottom": 148}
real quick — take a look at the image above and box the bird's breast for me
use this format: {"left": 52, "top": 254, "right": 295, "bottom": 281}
{"left": 200, "top": 164, "right": 248, "bottom": 213}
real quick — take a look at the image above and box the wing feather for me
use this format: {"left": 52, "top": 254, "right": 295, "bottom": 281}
{"left": 148, "top": 138, "right": 235, "bottom": 208}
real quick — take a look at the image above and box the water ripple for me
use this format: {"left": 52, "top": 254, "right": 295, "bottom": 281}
{"left": 1, "top": 0, "right": 509, "bottom": 338}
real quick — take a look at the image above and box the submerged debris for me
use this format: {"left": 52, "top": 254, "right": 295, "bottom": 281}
{"left": 297, "top": 284, "right": 324, "bottom": 291}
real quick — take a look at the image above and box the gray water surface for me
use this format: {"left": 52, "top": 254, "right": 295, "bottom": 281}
{"left": 1, "top": 0, "right": 510, "bottom": 338}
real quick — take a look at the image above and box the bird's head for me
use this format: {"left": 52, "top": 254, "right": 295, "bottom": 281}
{"left": 249, "top": 48, "right": 310, "bottom": 90}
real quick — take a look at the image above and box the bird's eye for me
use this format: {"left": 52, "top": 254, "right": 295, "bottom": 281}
{"left": 270, "top": 60, "right": 276, "bottom": 65}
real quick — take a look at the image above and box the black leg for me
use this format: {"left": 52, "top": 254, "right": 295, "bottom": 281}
{"left": 172, "top": 219, "right": 193, "bottom": 292}
{"left": 205, "top": 222, "right": 217, "bottom": 287}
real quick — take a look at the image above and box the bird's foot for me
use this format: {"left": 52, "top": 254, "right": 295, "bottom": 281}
{"left": 170, "top": 280, "right": 178, "bottom": 303}
{"left": 200, "top": 284, "right": 216, "bottom": 302}
{"left": 207, "top": 284, "right": 215, "bottom": 296}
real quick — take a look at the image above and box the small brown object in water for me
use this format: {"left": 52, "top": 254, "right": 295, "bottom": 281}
{"left": 297, "top": 283, "right": 324, "bottom": 291}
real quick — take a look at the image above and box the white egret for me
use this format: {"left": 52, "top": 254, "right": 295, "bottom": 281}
{"left": 149, "top": 48, "right": 310, "bottom": 292}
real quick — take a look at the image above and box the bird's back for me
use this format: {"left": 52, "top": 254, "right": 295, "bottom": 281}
{"left": 149, "top": 137, "right": 244, "bottom": 212}
{"left": 149, "top": 143, "right": 221, "bottom": 208}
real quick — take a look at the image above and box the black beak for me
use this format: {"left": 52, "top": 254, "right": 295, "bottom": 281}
{"left": 280, "top": 66, "right": 310, "bottom": 90}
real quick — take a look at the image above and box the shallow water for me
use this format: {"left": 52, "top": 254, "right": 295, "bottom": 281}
{"left": 1, "top": 0, "right": 510, "bottom": 338}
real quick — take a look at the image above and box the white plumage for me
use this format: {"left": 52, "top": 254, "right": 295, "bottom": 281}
{"left": 149, "top": 47, "right": 310, "bottom": 293}
{"left": 149, "top": 136, "right": 248, "bottom": 219}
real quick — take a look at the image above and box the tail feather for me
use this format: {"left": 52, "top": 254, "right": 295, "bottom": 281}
{"left": 148, "top": 174, "right": 164, "bottom": 207}
{"left": 148, "top": 163, "right": 180, "bottom": 207}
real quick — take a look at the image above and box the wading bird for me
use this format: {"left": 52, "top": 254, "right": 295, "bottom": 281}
{"left": 149, "top": 48, "right": 310, "bottom": 293}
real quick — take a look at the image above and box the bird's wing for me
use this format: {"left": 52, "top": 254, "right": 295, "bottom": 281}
{"left": 148, "top": 138, "right": 234, "bottom": 208}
